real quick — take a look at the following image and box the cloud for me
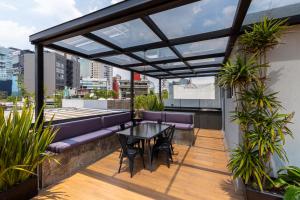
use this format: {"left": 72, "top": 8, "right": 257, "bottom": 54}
{"left": 0, "top": 2, "right": 17, "bottom": 11}
{"left": 111, "top": 0, "right": 124, "bottom": 4}
{"left": 222, "top": 5, "right": 236, "bottom": 17}
{"left": 0, "top": 20, "right": 36, "bottom": 49}
{"left": 32, "top": 0, "right": 82, "bottom": 22}
{"left": 203, "top": 19, "right": 217, "bottom": 27}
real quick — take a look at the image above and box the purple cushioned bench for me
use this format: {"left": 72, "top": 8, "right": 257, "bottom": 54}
{"left": 141, "top": 111, "right": 195, "bottom": 146}
{"left": 42, "top": 112, "right": 132, "bottom": 188}
{"left": 102, "top": 112, "right": 132, "bottom": 132}
{"left": 140, "top": 111, "right": 165, "bottom": 124}
{"left": 48, "top": 117, "right": 105, "bottom": 153}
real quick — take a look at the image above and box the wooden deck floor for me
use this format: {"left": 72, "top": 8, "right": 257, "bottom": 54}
{"left": 36, "top": 129, "right": 244, "bottom": 200}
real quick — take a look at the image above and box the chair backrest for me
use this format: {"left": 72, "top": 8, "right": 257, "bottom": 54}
{"left": 166, "top": 125, "right": 175, "bottom": 143}
{"left": 118, "top": 134, "right": 128, "bottom": 155}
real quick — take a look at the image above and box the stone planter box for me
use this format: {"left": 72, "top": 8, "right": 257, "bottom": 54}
{"left": 0, "top": 176, "right": 38, "bottom": 200}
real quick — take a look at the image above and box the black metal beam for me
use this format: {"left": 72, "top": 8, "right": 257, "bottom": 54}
{"left": 30, "top": 0, "right": 200, "bottom": 45}
{"left": 130, "top": 71, "right": 134, "bottom": 120}
{"left": 224, "top": 0, "right": 252, "bottom": 63}
{"left": 159, "top": 78, "right": 162, "bottom": 101}
{"left": 121, "top": 52, "right": 225, "bottom": 68}
{"left": 159, "top": 73, "right": 218, "bottom": 79}
{"left": 35, "top": 44, "right": 44, "bottom": 125}
{"left": 153, "top": 69, "right": 220, "bottom": 77}
{"left": 145, "top": 63, "right": 222, "bottom": 73}
{"left": 141, "top": 16, "right": 195, "bottom": 74}
{"left": 45, "top": 43, "right": 157, "bottom": 78}
{"left": 84, "top": 33, "right": 177, "bottom": 77}
{"left": 91, "top": 28, "right": 231, "bottom": 58}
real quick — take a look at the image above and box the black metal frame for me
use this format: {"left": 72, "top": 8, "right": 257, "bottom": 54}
{"left": 31, "top": 0, "right": 300, "bottom": 121}
{"left": 30, "top": 0, "right": 253, "bottom": 80}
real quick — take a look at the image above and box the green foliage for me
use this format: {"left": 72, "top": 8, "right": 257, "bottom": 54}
{"left": 134, "top": 94, "right": 164, "bottom": 112}
{"left": 162, "top": 89, "right": 169, "bottom": 99}
{"left": 0, "top": 105, "right": 57, "bottom": 192}
{"left": 284, "top": 186, "right": 300, "bottom": 200}
{"left": 228, "top": 145, "right": 268, "bottom": 190}
{"left": 94, "top": 89, "right": 116, "bottom": 99}
{"left": 54, "top": 90, "right": 63, "bottom": 108}
{"left": 217, "top": 56, "right": 259, "bottom": 90}
{"left": 218, "top": 17, "right": 294, "bottom": 192}
{"left": 240, "top": 17, "right": 288, "bottom": 55}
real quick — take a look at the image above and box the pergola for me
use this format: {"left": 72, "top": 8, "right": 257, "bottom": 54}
{"left": 29, "top": 0, "right": 300, "bottom": 123}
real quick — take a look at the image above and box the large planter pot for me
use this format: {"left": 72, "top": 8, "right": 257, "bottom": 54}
{"left": 246, "top": 186, "right": 283, "bottom": 200}
{"left": 0, "top": 176, "right": 38, "bottom": 200}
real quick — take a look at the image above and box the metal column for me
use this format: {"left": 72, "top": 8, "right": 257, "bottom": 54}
{"left": 130, "top": 71, "right": 134, "bottom": 120}
{"left": 35, "top": 44, "right": 44, "bottom": 125}
{"left": 159, "top": 78, "right": 162, "bottom": 101}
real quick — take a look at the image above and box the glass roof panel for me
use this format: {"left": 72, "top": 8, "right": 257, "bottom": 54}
{"left": 131, "top": 65, "right": 157, "bottom": 72}
{"left": 55, "top": 36, "right": 111, "bottom": 55}
{"left": 92, "top": 19, "right": 161, "bottom": 48}
{"left": 188, "top": 57, "right": 224, "bottom": 66}
{"left": 244, "top": 0, "right": 300, "bottom": 24}
{"left": 101, "top": 54, "right": 141, "bottom": 65}
{"left": 175, "top": 37, "right": 228, "bottom": 57}
{"left": 171, "top": 69, "right": 193, "bottom": 74}
{"left": 150, "top": 0, "right": 239, "bottom": 39}
{"left": 157, "top": 62, "right": 186, "bottom": 69}
{"left": 193, "top": 67, "right": 221, "bottom": 72}
{"left": 148, "top": 71, "right": 168, "bottom": 76}
{"left": 133, "top": 47, "right": 177, "bottom": 62}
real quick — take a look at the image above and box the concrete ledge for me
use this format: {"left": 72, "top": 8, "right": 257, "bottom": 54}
{"left": 173, "top": 129, "right": 195, "bottom": 146}
{"left": 41, "top": 133, "right": 119, "bottom": 188}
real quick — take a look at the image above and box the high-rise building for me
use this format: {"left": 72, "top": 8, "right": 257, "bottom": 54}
{"left": 0, "top": 46, "right": 12, "bottom": 81}
{"left": 119, "top": 79, "right": 150, "bottom": 99}
{"left": 23, "top": 51, "right": 80, "bottom": 96}
{"left": 79, "top": 59, "right": 113, "bottom": 90}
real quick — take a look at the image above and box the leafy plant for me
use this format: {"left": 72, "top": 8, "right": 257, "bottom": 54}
{"left": 0, "top": 104, "right": 57, "bottom": 192}
{"left": 217, "top": 55, "right": 259, "bottom": 93}
{"left": 284, "top": 186, "right": 300, "bottom": 200}
{"left": 274, "top": 166, "right": 300, "bottom": 200}
{"left": 218, "top": 17, "right": 293, "bottom": 192}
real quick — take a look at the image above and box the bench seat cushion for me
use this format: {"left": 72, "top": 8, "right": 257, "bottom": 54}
{"left": 163, "top": 122, "right": 194, "bottom": 130}
{"left": 48, "top": 129, "right": 113, "bottom": 153}
{"left": 102, "top": 112, "right": 131, "bottom": 128}
{"left": 51, "top": 117, "right": 102, "bottom": 143}
{"left": 104, "top": 125, "right": 121, "bottom": 133}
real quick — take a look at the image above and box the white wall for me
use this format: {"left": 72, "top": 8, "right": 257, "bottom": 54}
{"left": 267, "top": 25, "right": 300, "bottom": 168}
{"left": 62, "top": 99, "right": 108, "bottom": 109}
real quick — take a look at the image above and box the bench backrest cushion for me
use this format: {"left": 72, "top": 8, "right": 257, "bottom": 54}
{"left": 142, "top": 111, "right": 164, "bottom": 122}
{"left": 52, "top": 117, "right": 102, "bottom": 142}
{"left": 165, "top": 112, "right": 193, "bottom": 124}
{"left": 102, "top": 112, "right": 131, "bottom": 128}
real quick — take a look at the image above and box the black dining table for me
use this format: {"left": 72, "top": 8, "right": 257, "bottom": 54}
{"left": 117, "top": 123, "right": 170, "bottom": 170}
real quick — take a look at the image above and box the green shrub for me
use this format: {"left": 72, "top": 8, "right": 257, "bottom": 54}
{"left": 0, "top": 105, "right": 57, "bottom": 192}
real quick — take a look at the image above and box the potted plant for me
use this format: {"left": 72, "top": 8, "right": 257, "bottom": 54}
{"left": 0, "top": 104, "right": 57, "bottom": 200}
{"left": 218, "top": 17, "right": 294, "bottom": 200}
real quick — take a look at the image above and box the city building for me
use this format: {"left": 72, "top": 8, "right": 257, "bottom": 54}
{"left": 24, "top": 51, "right": 80, "bottom": 96}
{"left": 78, "top": 78, "right": 108, "bottom": 97}
{"left": 79, "top": 59, "right": 113, "bottom": 90}
{"left": 0, "top": 46, "right": 12, "bottom": 81}
{"left": 119, "top": 79, "right": 150, "bottom": 99}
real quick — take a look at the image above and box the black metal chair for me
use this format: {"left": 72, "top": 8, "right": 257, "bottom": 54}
{"left": 118, "top": 134, "right": 145, "bottom": 177}
{"left": 151, "top": 125, "right": 175, "bottom": 168}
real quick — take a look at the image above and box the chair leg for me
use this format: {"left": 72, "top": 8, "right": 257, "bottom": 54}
{"left": 129, "top": 158, "right": 134, "bottom": 178}
{"left": 169, "top": 148, "right": 173, "bottom": 162}
{"left": 119, "top": 149, "right": 123, "bottom": 158}
{"left": 171, "top": 144, "right": 174, "bottom": 154}
{"left": 118, "top": 156, "right": 123, "bottom": 173}
{"left": 166, "top": 151, "right": 170, "bottom": 168}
